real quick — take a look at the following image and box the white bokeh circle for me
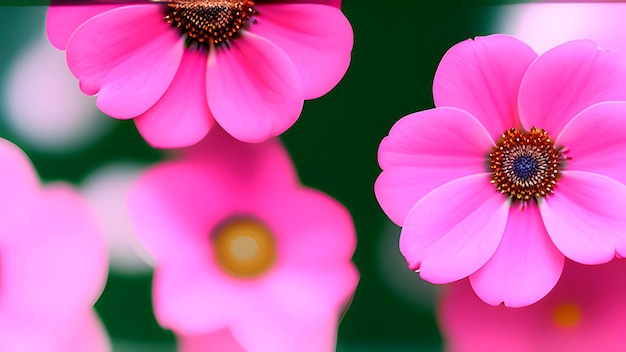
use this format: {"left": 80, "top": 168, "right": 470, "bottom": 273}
{"left": 81, "top": 163, "right": 155, "bottom": 275}
{"left": 3, "top": 30, "right": 113, "bottom": 152}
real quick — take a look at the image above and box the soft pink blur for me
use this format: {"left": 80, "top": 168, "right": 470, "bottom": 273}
{"left": 179, "top": 328, "right": 246, "bottom": 352}
{"left": 375, "top": 34, "right": 626, "bottom": 307}
{"left": 499, "top": 3, "right": 626, "bottom": 55}
{"left": 128, "top": 127, "right": 358, "bottom": 351}
{"left": 46, "top": 1, "right": 353, "bottom": 147}
{"left": 0, "top": 138, "right": 109, "bottom": 351}
{"left": 439, "top": 259, "right": 626, "bottom": 352}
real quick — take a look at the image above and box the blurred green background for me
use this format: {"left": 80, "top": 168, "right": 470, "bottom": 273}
{"left": 0, "top": 1, "right": 519, "bottom": 350}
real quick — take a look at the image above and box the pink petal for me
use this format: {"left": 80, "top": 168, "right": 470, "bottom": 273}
{"left": 400, "top": 174, "right": 510, "bottom": 284}
{"left": 469, "top": 204, "right": 564, "bottom": 308}
{"left": 179, "top": 329, "right": 246, "bottom": 352}
{"left": 152, "top": 262, "right": 242, "bottom": 333}
{"left": 2, "top": 185, "right": 107, "bottom": 316}
{"left": 438, "top": 280, "right": 536, "bottom": 352}
{"left": 207, "top": 32, "right": 303, "bottom": 143}
{"left": 182, "top": 126, "right": 299, "bottom": 188}
{"left": 0, "top": 139, "right": 39, "bottom": 234}
{"left": 128, "top": 161, "right": 235, "bottom": 265}
{"left": 231, "top": 266, "right": 357, "bottom": 352}
{"left": 135, "top": 49, "right": 214, "bottom": 148}
{"left": 68, "top": 310, "right": 111, "bottom": 352}
{"left": 66, "top": 5, "right": 184, "bottom": 118}
{"left": 556, "top": 101, "right": 626, "bottom": 186}
{"left": 0, "top": 309, "right": 110, "bottom": 352}
{"left": 540, "top": 171, "right": 626, "bottom": 264}
{"left": 249, "top": 3, "right": 353, "bottom": 99}
{"left": 433, "top": 34, "right": 537, "bottom": 140}
{"left": 262, "top": 186, "right": 356, "bottom": 265}
{"left": 46, "top": 5, "right": 121, "bottom": 50}
{"left": 519, "top": 39, "right": 626, "bottom": 137}
{"left": 375, "top": 107, "right": 494, "bottom": 225}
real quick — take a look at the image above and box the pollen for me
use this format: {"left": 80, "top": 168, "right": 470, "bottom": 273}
{"left": 489, "top": 127, "right": 566, "bottom": 201}
{"left": 164, "top": 0, "right": 256, "bottom": 47}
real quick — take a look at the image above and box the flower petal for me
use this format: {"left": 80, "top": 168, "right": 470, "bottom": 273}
{"left": 400, "top": 174, "right": 510, "bottom": 284}
{"left": 135, "top": 49, "right": 214, "bottom": 148}
{"left": 179, "top": 329, "right": 246, "bottom": 352}
{"left": 249, "top": 3, "right": 353, "bottom": 99}
{"left": 519, "top": 39, "right": 626, "bottom": 136}
{"left": 433, "top": 34, "right": 537, "bottom": 140}
{"left": 46, "top": 5, "right": 121, "bottom": 50}
{"left": 540, "top": 171, "right": 626, "bottom": 264}
{"left": 375, "top": 107, "right": 494, "bottom": 225}
{"left": 470, "top": 204, "right": 564, "bottom": 308}
{"left": 438, "top": 279, "right": 539, "bottom": 352}
{"left": 264, "top": 187, "right": 356, "bottom": 265}
{"left": 0, "top": 309, "right": 110, "bottom": 352}
{"left": 152, "top": 261, "right": 242, "bottom": 333}
{"left": 556, "top": 101, "right": 626, "bottom": 186}
{"left": 69, "top": 310, "right": 111, "bottom": 352}
{"left": 66, "top": 5, "right": 184, "bottom": 118}
{"left": 2, "top": 185, "right": 107, "bottom": 315}
{"left": 207, "top": 32, "right": 303, "bottom": 143}
{"left": 231, "top": 265, "right": 357, "bottom": 352}
{"left": 0, "top": 139, "right": 39, "bottom": 234}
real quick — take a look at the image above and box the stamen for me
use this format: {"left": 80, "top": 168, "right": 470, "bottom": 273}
{"left": 164, "top": 0, "right": 256, "bottom": 48}
{"left": 489, "top": 127, "right": 565, "bottom": 201}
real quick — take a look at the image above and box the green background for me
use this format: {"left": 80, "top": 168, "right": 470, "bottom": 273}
{"left": 0, "top": 1, "right": 517, "bottom": 350}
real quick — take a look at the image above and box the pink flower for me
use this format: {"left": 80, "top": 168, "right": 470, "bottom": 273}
{"left": 0, "top": 139, "right": 109, "bottom": 350}
{"left": 439, "top": 259, "right": 626, "bottom": 352}
{"left": 499, "top": 2, "right": 626, "bottom": 56}
{"left": 46, "top": 0, "right": 353, "bottom": 147}
{"left": 374, "top": 34, "right": 626, "bottom": 307}
{"left": 128, "top": 127, "right": 358, "bottom": 351}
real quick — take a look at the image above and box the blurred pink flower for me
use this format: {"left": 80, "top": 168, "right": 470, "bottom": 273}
{"left": 498, "top": 2, "right": 626, "bottom": 56}
{"left": 0, "top": 139, "right": 109, "bottom": 351}
{"left": 439, "top": 259, "right": 626, "bottom": 352}
{"left": 375, "top": 34, "right": 626, "bottom": 307}
{"left": 46, "top": 0, "right": 353, "bottom": 147}
{"left": 128, "top": 127, "right": 358, "bottom": 351}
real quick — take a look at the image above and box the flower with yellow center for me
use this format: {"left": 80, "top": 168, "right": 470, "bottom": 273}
{"left": 129, "top": 127, "right": 358, "bottom": 351}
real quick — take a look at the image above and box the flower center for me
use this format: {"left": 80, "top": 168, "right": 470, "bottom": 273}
{"left": 489, "top": 127, "right": 565, "bottom": 201}
{"left": 164, "top": 0, "right": 256, "bottom": 47}
{"left": 552, "top": 302, "right": 581, "bottom": 328}
{"left": 212, "top": 216, "right": 276, "bottom": 278}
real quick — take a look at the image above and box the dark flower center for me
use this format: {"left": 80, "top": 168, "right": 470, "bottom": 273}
{"left": 164, "top": 0, "right": 256, "bottom": 48}
{"left": 489, "top": 127, "right": 565, "bottom": 201}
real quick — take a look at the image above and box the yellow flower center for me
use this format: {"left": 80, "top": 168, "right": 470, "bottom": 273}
{"left": 164, "top": 0, "right": 256, "bottom": 47}
{"left": 489, "top": 127, "right": 565, "bottom": 201}
{"left": 552, "top": 302, "right": 581, "bottom": 328}
{"left": 212, "top": 217, "right": 277, "bottom": 278}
